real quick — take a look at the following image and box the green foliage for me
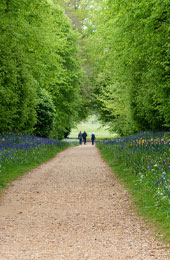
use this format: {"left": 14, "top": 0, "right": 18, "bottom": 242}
{"left": 34, "top": 89, "right": 56, "bottom": 138}
{"left": 0, "top": 0, "right": 38, "bottom": 132}
{"left": 60, "top": 0, "right": 100, "bottom": 116}
{"left": 0, "top": 0, "right": 85, "bottom": 137}
{"left": 83, "top": 0, "right": 170, "bottom": 135}
{"left": 1, "top": 0, "right": 169, "bottom": 137}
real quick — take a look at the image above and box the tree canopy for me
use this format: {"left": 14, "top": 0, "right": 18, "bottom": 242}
{"left": 81, "top": 0, "right": 170, "bottom": 135}
{"left": 0, "top": 0, "right": 87, "bottom": 138}
{"left": 1, "top": 0, "right": 170, "bottom": 137}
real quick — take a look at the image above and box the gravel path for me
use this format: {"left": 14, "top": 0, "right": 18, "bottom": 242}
{"left": 0, "top": 144, "right": 170, "bottom": 260}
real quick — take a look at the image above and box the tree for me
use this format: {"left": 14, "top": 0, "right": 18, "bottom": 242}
{"left": 34, "top": 89, "right": 56, "bottom": 138}
{"left": 0, "top": 0, "right": 85, "bottom": 137}
{"left": 83, "top": 0, "right": 170, "bottom": 135}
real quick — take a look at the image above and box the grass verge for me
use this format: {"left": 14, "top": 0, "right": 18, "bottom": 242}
{"left": 97, "top": 141, "right": 170, "bottom": 245}
{"left": 0, "top": 141, "right": 72, "bottom": 196}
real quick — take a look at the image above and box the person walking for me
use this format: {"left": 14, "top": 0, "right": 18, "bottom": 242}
{"left": 91, "top": 133, "right": 95, "bottom": 145}
{"left": 78, "top": 131, "right": 83, "bottom": 145}
{"left": 82, "top": 131, "right": 87, "bottom": 144}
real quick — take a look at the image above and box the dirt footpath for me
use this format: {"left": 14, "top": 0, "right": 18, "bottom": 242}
{"left": 0, "top": 144, "right": 169, "bottom": 260}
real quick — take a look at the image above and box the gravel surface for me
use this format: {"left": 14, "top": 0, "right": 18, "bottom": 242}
{"left": 0, "top": 144, "right": 170, "bottom": 260}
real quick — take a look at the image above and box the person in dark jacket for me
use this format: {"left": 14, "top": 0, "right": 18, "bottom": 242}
{"left": 78, "top": 131, "right": 82, "bottom": 145}
{"left": 82, "top": 131, "right": 87, "bottom": 144}
{"left": 91, "top": 133, "right": 95, "bottom": 145}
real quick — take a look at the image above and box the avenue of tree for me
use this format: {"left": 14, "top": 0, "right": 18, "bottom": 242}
{"left": 0, "top": 0, "right": 88, "bottom": 138}
{"left": 0, "top": 0, "right": 170, "bottom": 138}
{"left": 65, "top": 0, "right": 170, "bottom": 135}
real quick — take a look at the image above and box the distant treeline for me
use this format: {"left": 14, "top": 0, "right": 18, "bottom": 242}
{"left": 0, "top": 0, "right": 87, "bottom": 139}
